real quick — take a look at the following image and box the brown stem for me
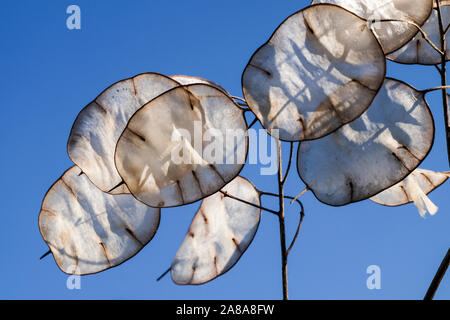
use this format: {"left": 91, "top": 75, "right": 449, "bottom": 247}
{"left": 286, "top": 206, "right": 305, "bottom": 257}
{"left": 281, "top": 142, "right": 294, "bottom": 185}
{"left": 220, "top": 191, "right": 279, "bottom": 215}
{"left": 277, "top": 140, "right": 288, "bottom": 300}
{"left": 435, "top": 0, "right": 450, "bottom": 167}
{"left": 422, "top": 85, "right": 450, "bottom": 94}
{"left": 424, "top": 248, "right": 450, "bottom": 300}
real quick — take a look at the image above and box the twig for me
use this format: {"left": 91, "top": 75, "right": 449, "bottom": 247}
{"left": 290, "top": 187, "right": 309, "bottom": 204}
{"left": 262, "top": 190, "right": 305, "bottom": 258}
{"left": 286, "top": 208, "right": 305, "bottom": 257}
{"left": 260, "top": 192, "right": 303, "bottom": 209}
{"left": 422, "top": 85, "right": 450, "bottom": 94}
{"left": 40, "top": 250, "right": 52, "bottom": 260}
{"left": 424, "top": 248, "right": 450, "bottom": 300}
{"left": 156, "top": 267, "right": 172, "bottom": 282}
{"left": 435, "top": 64, "right": 442, "bottom": 73}
{"left": 281, "top": 142, "right": 294, "bottom": 185}
{"left": 435, "top": 0, "right": 450, "bottom": 167}
{"left": 220, "top": 191, "right": 279, "bottom": 215}
{"left": 276, "top": 140, "right": 289, "bottom": 300}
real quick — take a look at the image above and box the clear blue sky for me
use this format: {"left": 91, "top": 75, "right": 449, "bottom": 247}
{"left": 1, "top": 0, "right": 449, "bottom": 300}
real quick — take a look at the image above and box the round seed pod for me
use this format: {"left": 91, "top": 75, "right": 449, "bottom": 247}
{"left": 297, "top": 78, "right": 435, "bottom": 206}
{"left": 39, "top": 166, "right": 160, "bottom": 275}
{"left": 242, "top": 4, "right": 386, "bottom": 142}
{"left": 115, "top": 84, "right": 248, "bottom": 208}
{"left": 388, "top": 5, "right": 449, "bottom": 65}
{"left": 171, "top": 176, "right": 261, "bottom": 285}
{"left": 311, "top": 0, "right": 434, "bottom": 54}
{"left": 68, "top": 73, "right": 180, "bottom": 194}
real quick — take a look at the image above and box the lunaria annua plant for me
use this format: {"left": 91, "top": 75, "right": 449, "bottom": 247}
{"left": 39, "top": 0, "right": 450, "bottom": 299}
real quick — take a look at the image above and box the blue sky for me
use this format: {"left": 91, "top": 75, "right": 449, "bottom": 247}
{"left": 0, "top": 0, "right": 449, "bottom": 300}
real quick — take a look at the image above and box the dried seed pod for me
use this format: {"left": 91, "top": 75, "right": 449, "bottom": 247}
{"left": 388, "top": 5, "right": 449, "bottom": 65}
{"left": 242, "top": 4, "right": 386, "bottom": 141}
{"left": 371, "top": 169, "right": 449, "bottom": 217}
{"left": 298, "top": 78, "right": 435, "bottom": 206}
{"left": 170, "top": 75, "right": 229, "bottom": 94}
{"left": 115, "top": 84, "right": 248, "bottom": 208}
{"left": 171, "top": 177, "right": 261, "bottom": 285}
{"left": 68, "top": 73, "right": 180, "bottom": 194}
{"left": 311, "top": 0, "right": 434, "bottom": 54}
{"left": 39, "top": 166, "right": 160, "bottom": 275}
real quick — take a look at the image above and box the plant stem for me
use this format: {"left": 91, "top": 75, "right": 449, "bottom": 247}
{"left": 220, "top": 191, "right": 279, "bottom": 215}
{"left": 286, "top": 207, "right": 304, "bottom": 257}
{"left": 277, "top": 140, "right": 289, "bottom": 300}
{"left": 435, "top": 0, "right": 450, "bottom": 167}
{"left": 424, "top": 248, "right": 450, "bottom": 300}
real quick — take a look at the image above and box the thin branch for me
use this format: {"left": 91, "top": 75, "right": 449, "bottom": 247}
{"left": 156, "top": 267, "right": 172, "bottom": 282}
{"left": 248, "top": 117, "right": 258, "bottom": 128}
{"left": 40, "top": 250, "right": 52, "bottom": 260}
{"left": 435, "top": 0, "right": 450, "bottom": 167}
{"left": 424, "top": 248, "right": 450, "bottom": 300}
{"left": 281, "top": 142, "right": 294, "bottom": 186}
{"left": 220, "top": 191, "right": 279, "bottom": 215}
{"left": 260, "top": 192, "right": 303, "bottom": 208}
{"left": 370, "top": 19, "right": 444, "bottom": 55}
{"left": 261, "top": 193, "right": 306, "bottom": 258}
{"left": 286, "top": 208, "right": 305, "bottom": 257}
{"left": 276, "top": 140, "right": 289, "bottom": 300}
{"left": 435, "top": 64, "right": 442, "bottom": 73}
{"left": 290, "top": 187, "right": 309, "bottom": 204}
{"left": 422, "top": 85, "right": 450, "bottom": 94}
{"left": 445, "top": 23, "right": 450, "bottom": 36}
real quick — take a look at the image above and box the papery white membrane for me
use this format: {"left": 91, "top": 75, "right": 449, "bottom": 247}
{"left": 115, "top": 84, "right": 248, "bottom": 208}
{"left": 298, "top": 78, "right": 435, "bottom": 206}
{"left": 371, "top": 169, "right": 449, "bottom": 217}
{"left": 312, "top": 0, "right": 433, "bottom": 54}
{"left": 171, "top": 176, "right": 261, "bottom": 285}
{"left": 68, "top": 73, "right": 180, "bottom": 194}
{"left": 242, "top": 4, "right": 386, "bottom": 141}
{"left": 388, "top": 5, "right": 449, "bottom": 65}
{"left": 39, "top": 166, "right": 160, "bottom": 275}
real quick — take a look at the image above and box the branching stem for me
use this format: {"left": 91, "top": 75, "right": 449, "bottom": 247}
{"left": 221, "top": 191, "right": 279, "bottom": 215}
{"left": 435, "top": 0, "right": 450, "bottom": 167}
{"left": 276, "top": 140, "right": 289, "bottom": 300}
{"left": 286, "top": 208, "right": 304, "bottom": 257}
{"left": 422, "top": 85, "right": 450, "bottom": 94}
{"left": 424, "top": 248, "right": 450, "bottom": 300}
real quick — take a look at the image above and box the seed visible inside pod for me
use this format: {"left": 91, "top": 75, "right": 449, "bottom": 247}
{"left": 114, "top": 84, "right": 248, "bottom": 208}
{"left": 242, "top": 4, "right": 386, "bottom": 142}
{"left": 171, "top": 176, "right": 261, "bottom": 285}
{"left": 297, "top": 78, "right": 435, "bottom": 206}
{"left": 68, "top": 73, "right": 181, "bottom": 194}
{"left": 39, "top": 166, "right": 160, "bottom": 275}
